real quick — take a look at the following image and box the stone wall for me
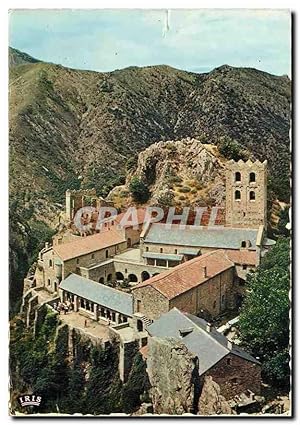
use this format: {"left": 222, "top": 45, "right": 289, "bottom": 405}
{"left": 134, "top": 267, "right": 235, "bottom": 321}
{"left": 203, "top": 353, "right": 261, "bottom": 400}
{"left": 169, "top": 269, "right": 234, "bottom": 318}
{"left": 198, "top": 376, "right": 234, "bottom": 415}
{"left": 132, "top": 286, "right": 169, "bottom": 321}
{"left": 225, "top": 160, "right": 267, "bottom": 229}
{"left": 62, "top": 240, "right": 127, "bottom": 280}
{"left": 40, "top": 249, "right": 59, "bottom": 292}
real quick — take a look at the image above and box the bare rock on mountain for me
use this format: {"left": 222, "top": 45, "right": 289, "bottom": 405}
{"left": 147, "top": 337, "right": 197, "bottom": 415}
{"left": 198, "top": 376, "right": 235, "bottom": 416}
{"left": 131, "top": 138, "right": 226, "bottom": 207}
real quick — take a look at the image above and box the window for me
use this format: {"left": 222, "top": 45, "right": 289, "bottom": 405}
{"left": 49, "top": 259, "right": 53, "bottom": 267}
{"left": 249, "top": 191, "right": 255, "bottom": 201}
{"left": 160, "top": 247, "right": 163, "bottom": 253}
{"left": 235, "top": 190, "right": 241, "bottom": 200}
{"left": 221, "top": 295, "right": 225, "bottom": 304}
{"left": 76, "top": 258, "right": 80, "bottom": 265}
{"left": 146, "top": 247, "right": 149, "bottom": 252}
{"left": 47, "top": 278, "right": 51, "bottom": 286}
{"left": 136, "top": 300, "right": 141, "bottom": 312}
{"left": 174, "top": 249, "right": 178, "bottom": 254}
{"left": 249, "top": 172, "right": 256, "bottom": 183}
{"left": 242, "top": 264, "right": 247, "bottom": 270}
{"left": 213, "top": 300, "right": 217, "bottom": 309}
{"left": 235, "top": 171, "right": 241, "bottom": 182}
{"left": 241, "top": 241, "right": 247, "bottom": 248}
{"left": 227, "top": 358, "right": 231, "bottom": 366}
{"left": 105, "top": 249, "right": 109, "bottom": 259}
{"left": 125, "top": 269, "right": 128, "bottom": 274}
{"left": 91, "top": 253, "right": 95, "bottom": 260}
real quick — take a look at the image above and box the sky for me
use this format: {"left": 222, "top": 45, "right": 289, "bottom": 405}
{"left": 9, "top": 9, "right": 291, "bottom": 76}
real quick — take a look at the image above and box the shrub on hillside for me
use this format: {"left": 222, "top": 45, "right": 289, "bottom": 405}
{"left": 129, "top": 177, "right": 150, "bottom": 203}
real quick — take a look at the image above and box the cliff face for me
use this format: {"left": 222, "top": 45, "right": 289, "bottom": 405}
{"left": 198, "top": 376, "right": 234, "bottom": 416}
{"left": 146, "top": 337, "right": 198, "bottom": 415}
{"left": 108, "top": 138, "right": 226, "bottom": 208}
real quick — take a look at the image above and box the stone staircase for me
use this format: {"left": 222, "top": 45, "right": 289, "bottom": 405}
{"left": 141, "top": 315, "right": 153, "bottom": 329}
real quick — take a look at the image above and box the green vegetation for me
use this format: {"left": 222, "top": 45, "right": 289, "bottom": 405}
{"left": 178, "top": 186, "right": 191, "bottom": 193}
{"left": 126, "top": 155, "right": 138, "bottom": 172}
{"left": 129, "top": 177, "right": 150, "bottom": 203}
{"left": 218, "top": 137, "right": 248, "bottom": 161}
{"left": 10, "top": 309, "right": 151, "bottom": 415}
{"left": 9, "top": 196, "right": 55, "bottom": 315}
{"left": 239, "top": 238, "right": 290, "bottom": 389}
{"left": 122, "top": 353, "right": 151, "bottom": 413}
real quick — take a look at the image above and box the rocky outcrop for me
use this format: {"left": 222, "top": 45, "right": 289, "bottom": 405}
{"left": 198, "top": 376, "right": 235, "bottom": 416}
{"left": 146, "top": 337, "right": 199, "bottom": 415}
{"left": 108, "top": 138, "right": 227, "bottom": 208}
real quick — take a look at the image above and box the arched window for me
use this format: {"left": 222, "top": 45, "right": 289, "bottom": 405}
{"left": 141, "top": 271, "right": 150, "bottom": 282}
{"left": 249, "top": 191, "right": 255, "bottom": 201}
{"left": 174, "top": 249, "right": 178, "bottom": 254}
{"left": 249, "top": 172, "right": 256, "bottom": 183}
{"left": 49, "top": 259, "right": 52, "bottom": 267}
{"left": 235, "top": 171, "right": 241, "bottom": 182}
{"left": 235, "top": 190, "right": 241, "bottom": 200}
{"left": 105, "top": 249, "right": 109, "bottom": 258}
{"left": 160, "top": 247, "right": 163, "bottom": 253}
{"left": 241, "top": 241, "right": 247, "bottom": 248}
{"left": 116, "top": 272, "right": 124, "bottom": 281}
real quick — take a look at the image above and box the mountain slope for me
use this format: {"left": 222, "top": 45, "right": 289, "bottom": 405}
{"left": 9, "top": 51, "right": 291, "bottom": 211}
{"left": 9, "top": 47, "right": 41, "bottom": 66}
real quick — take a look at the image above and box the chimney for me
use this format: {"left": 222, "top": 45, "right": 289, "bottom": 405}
{"left": 179, "top": 327, "right": 194, "bottom": 337}
{"left": 206, "top": 322, "right": 212, "bottom": 332}
{"left": 227, "top": 340, "right": 233, "bottom": 350}
{"left": 202, "top": 265, "right": 207, "bottom": 278}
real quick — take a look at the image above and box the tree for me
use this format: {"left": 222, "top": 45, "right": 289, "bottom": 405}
{"left": 121, "top": 353, "right": 151, "bottom": 413}
{"left": 129, "top": 177, "right": 150, "bottom": 203}
{"left": 239, "top": 238, "right": 290, "bottom": 389}
{"left": 218, "top": 137, "right": 248, "bottom": 161}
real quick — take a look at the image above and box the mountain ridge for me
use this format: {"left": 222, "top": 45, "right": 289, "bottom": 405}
{"left": 9, "top": 48, "right": 291, "bottom": 208}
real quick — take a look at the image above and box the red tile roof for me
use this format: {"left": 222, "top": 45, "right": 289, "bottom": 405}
{"left": 53, "top": 228, "right": 126, "bottom": 261}
{"left": 115, "top": 208, "right": 147, "bottom": 227}
{"left": 139, "top": 345, "right": 148, "bottom": 360}
{"left": 225, "top": 249, "right": 257, "bottom": 266}
{"left": 133, "top": 250, "right": 234, "bottom": 300}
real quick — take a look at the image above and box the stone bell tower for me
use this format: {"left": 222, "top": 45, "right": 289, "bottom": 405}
{"left": 225, "top": 159, "right": 267, "bottom": 229}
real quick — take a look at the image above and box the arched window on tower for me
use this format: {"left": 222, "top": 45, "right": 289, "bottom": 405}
{"left": 249, "top": 191, "right": 255, "bottom": 201}
{"left": 235, "top": 190, "right": 241, "bottom": 200}
{"left": 235, "top": 171, "right": 241, "bottom": 182}
{"left": 249, "top": 172, "right": 256, "bottom": 183}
